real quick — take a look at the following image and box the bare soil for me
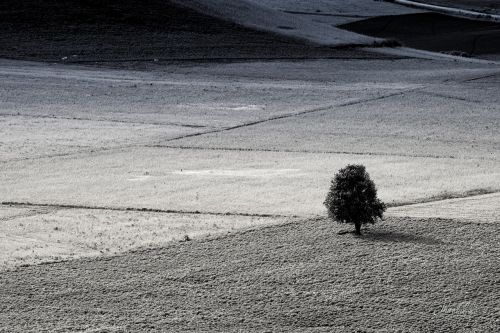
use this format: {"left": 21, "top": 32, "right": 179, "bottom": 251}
{"left": 1, "top": 217, "right": 499, "bottom": 332}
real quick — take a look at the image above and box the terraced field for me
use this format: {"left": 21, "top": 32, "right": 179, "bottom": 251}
{"left": 0, "top": 0, "right": 499, "bottom": 332}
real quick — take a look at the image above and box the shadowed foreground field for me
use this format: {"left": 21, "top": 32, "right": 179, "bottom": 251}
{"left": 1, "top": 217, "right": 499, "bottom": 332}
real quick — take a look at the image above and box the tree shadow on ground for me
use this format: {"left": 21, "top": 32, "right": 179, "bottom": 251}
{"left": 360, "top": 229, "right": 444, "bottom": 245}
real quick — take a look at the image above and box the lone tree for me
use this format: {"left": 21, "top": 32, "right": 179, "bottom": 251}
{"left": 324, "top": 164, "right": 386, "bottom": 235}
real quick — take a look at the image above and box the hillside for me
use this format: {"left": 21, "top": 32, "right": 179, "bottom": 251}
{"left": 417, "top": 0, "right": 500, "bottom": 15}
{"left": 1, "top": 217, "right": 499, "bottom": 332}
{"left": 0, "top": 0, "right": 379, "bottom": 63}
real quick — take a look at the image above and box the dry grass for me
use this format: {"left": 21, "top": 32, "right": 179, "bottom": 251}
{"left": 2, "top": 147, "right": 498, "bottom": 217}
{"left": 388, "top": 192, "right": 500, "bottom": 222}
{"left": 175, "top": 90, "right": 500, "bottom": 160}
{"left": 0, "top": 206, "right": 291, "bottom": 271}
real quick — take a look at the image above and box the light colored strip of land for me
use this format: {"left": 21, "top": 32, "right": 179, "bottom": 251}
{"left": 0, "top": 206, "right": 294, "bottom": 271}
{"left": 387, "top": 193, "right": 500, "bottom": 223}
{"left": 387, "top": 0, "right": 500, "bottom": 22}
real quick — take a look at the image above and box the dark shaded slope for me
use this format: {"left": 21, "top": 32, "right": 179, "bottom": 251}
{"left": 0, "top": 0, "right": 379, "bottom": 63}
{"left": 342, "top": 12, "right": 500, "bottom": 57}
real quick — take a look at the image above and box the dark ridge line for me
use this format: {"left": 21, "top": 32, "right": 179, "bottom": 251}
{"left": 2, "top": 190, "right": 497, "bottom": 223}
{"left": 0, "top": 89, "right": 422, "bottom": 164}
{"left": 46, "top": 55, "right": 407, "bottom": 64}
{"left": 0, "top": 113, "right": 208, "bottom": 128}
{"left": 382, "top": 0, "right": 500, "bottom": 23}
{"left": 0, "top": 144, "right": 138, "bottom": 164}
{"left": 337, "top": 89, "right": 416, "bottom": 107}
{"left": 463, "top": 73, "right": 500, "bottom": 82}
{"left": 282, "top": 10, "right": 371, "bottom": 18}
{"left": 387, "top": 188, "right": 500, "bottom": 208}
{"left": 150, "top": 145, "right": 459, "bottom": 159}
{"left": 0, "top": 202, "right": 297, "bottom": 219}
{"left": 3, "top": 87, "right": 465, "bottom": 164}
{"left": 162, "top": 89, "right": 415, "bottom": 144}
{"left": 417, "top": 90, "right": 481, "bottom": 103}
{"left": 0, "top": 208, "right": 57, "bottom": 222}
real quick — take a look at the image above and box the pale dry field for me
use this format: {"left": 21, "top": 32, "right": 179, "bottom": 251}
{"left": 1, "top": 56, "right": 499, "bottom": 271}
{"left": 388, "top": 192, "right": 500, "bottom": 223}
{"left": 1, "top": 147, "right": 499, "bottom": 215}
{"left": 0, "top": 2, "right": 499, "bottom": 329}
{"left": 0, "top": 205, "right": 293, "bottom": 270}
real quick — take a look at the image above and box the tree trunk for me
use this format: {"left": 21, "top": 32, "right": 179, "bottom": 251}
{"left": 354, "top": 222, "right": 362, "bottom": 235}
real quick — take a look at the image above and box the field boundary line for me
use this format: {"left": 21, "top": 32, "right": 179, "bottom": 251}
{"left": 162, "top": 88, "right": 420, "bottom": 144}
{"left": 0, "top": 113, "right": 208, "bottom": 128}
{"left": 282, "top": 10, "right": 371, "bottom": 19}
{"left": 60, "top": 55, "right": 406, "bottom": 64}
{"left": 0, "top": 89, "right": 420, "bottom": 164}
{"left": 384, "top": 0, "right": 500, "bottom": 22}
{"left": 0, "top": 202, "right": 300, "bottom": 219}
{"left": 0, "top": 207, "right": 58, "bottom": 222}
{"left": 387, "top": 189, "right": 500, "bottom": 208}
{"left": 463, "top": 73, "right": 500, "bottom": 83}
{"left": 417, "top": 91, "right": 481, "bottom": 103}
{"left": 3, "top": 190, "right": 498, "bottom": 220}
{"left": 150, "top": 145, "right": 462, "bottom": 159}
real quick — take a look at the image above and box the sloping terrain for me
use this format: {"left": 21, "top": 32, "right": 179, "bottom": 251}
{"left": 1, "top": 217, "right": 499, "bottom": 332}
{"left": 0, "top": 205, "right": 294, "bottom": 270}
{"left": 171, "top": 0, "right": 378, "bottom": 46}
{"left": 0, "top": 0, "right": 377, "bottom": 63}
{"left": 256, "top": 0, "right": 423, "bottom": 25}
{"left": 342, "top": 12, "right": 500, "bottom": 58}
{"left": 413, "top": 0, "right": 500, "bottom": 15}
{"left": 1, "top": 57, "right": 499, "bottom": 272}
{"left": 1, "top": 1, "right": 499, "bottom": 330}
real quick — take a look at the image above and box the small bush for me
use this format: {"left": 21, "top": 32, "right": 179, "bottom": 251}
{"left": 324, "top": 164, "right": 386, "bottom": 235}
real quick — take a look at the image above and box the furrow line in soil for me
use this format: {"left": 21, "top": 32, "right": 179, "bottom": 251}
{"left": 0, "top": 113, "right": 208, "bottom": 128}
{"left": 149, "top": 145, "right": 462, "bottom": 160}
{"left": 417, "top": 90, "right": 482, "bottom": 103}
{"left": 387, "top": 188, "right": 500, "bottom": 208}
{"left": 463, "top": 72, "right": 500, "bottom": 82}
{"left": 282, "top": 10, "right": 372, "bottom": 18}
{"left": 162, "top": 88, "right": 420, "bottom": 144}
{"left": 0, "top": 202, "right": 300, "bottom": 219}
{"left": 0, "top": 144, "right": 143, "bottom": 164}
{"left": 0, "top": 208, "right": 58, "bottom": 222}
{"left": 45, "top": 55, "right": 406, "bottom": 64}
